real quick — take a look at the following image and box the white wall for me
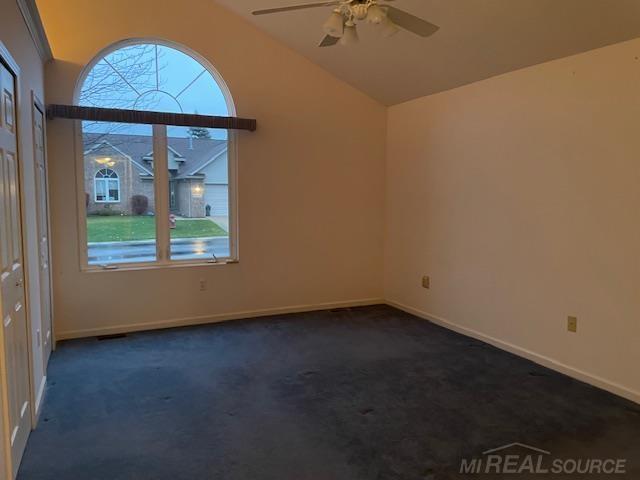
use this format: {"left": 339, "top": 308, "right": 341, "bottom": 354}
{"left": 385, "top": 38, "right": 640, "bottom": 403}
{"left": 0, "top": 0, "right": 47, "bottom": 421}
{"left": 38, "top": 0, "right": 387, "bottom": 338}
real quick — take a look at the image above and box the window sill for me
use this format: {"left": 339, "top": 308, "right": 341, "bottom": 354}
{"left": 81, "top": 259, "right": 239, "bottom": 273}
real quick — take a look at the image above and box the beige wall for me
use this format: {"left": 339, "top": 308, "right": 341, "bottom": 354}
{"left": 385, "top": 38, "right": 640, "bottom": 403}
{"left": 38, "top": 0, "right": 639, "bottom": 404}
{"left": 38, "top": 0, "right": 386, "bottom": 338}
{"left": 0, "top": 0, "right": 47, "bottom": 422}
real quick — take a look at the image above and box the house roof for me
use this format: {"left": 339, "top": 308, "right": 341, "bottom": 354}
{"left": 83, "top": 133, "right": 227, "bottom": 178}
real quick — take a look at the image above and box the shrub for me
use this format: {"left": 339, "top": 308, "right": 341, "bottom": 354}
{"left": 131, "top": 195, "right": 149, "bottom": 215}
{"left": 91, "top": 207, "right": 124, "bottom": 216}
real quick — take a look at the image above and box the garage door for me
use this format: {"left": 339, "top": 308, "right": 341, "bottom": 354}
{"left": 204, "top": 184, "right": 229, "bottom": 216}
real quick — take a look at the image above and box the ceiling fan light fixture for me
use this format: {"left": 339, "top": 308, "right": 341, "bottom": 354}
{"left": 339, "top": 20, "right": 359, "bottom": 46}
{"left": 366, "top": 4, "right": 386, "bottom": 24}
{"left": 380, "top": 16, "right": 400, "bottom": 38}
{"left": 323, "top": 10, "right": 345, "bottom": 37}
{"left": 352, "top": 4, "right": 368, "bottom": 21}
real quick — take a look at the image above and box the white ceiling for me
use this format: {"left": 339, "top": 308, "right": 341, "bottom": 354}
{"left": 215, "top": 0, "right": 640, "bottom": 105}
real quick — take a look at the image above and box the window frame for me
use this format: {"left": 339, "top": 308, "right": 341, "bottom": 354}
{"left": 94, "top": 168, "right": 120, "bottom": 203}
{"left": 73, "top": 38, "right": 239, "bottom": 272}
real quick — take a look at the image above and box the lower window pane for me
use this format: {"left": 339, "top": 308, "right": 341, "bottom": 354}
{"left": 108, "top": 179, "right": 120, "bottom": 201}
{"left": 83, "top": 122, "right": 156, "bottom": 266}
{"left": 167, "top": 127, "right": 230, "bottom": 261}
{"left": 95, "top": 180, "right": 106, "bottom": 201}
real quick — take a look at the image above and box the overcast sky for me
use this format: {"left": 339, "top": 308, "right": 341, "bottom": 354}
{"left": 80, "top": 44, "right": 229, "bottom": 140}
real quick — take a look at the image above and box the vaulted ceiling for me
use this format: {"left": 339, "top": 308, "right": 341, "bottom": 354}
{"left": 215, "top": 0, "right": 640, "bottom": 105}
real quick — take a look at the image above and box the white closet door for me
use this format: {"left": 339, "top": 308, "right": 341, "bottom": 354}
{"left": 0, "top": 57, "right": 32, "bottom": 479}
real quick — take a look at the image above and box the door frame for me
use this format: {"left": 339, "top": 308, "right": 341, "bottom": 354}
{"left": 32, "top": 93, "right": 55, "bottom": 353}
{"left": 0, "top": 40, "right": 37, "bottom": 478}
{"left": 31, "top": 92, "right": 53, "bottom": 420}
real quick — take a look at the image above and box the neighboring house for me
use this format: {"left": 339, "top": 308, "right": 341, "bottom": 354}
{"left": 83, "top": 133, "right": 228, "bottom": 218}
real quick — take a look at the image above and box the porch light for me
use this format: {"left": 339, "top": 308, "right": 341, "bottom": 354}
{"left": 96, "top": 157, "right": 115, "bottom": 167}
{"left": 192, "top": 185, "right": 204, "bottom": 197}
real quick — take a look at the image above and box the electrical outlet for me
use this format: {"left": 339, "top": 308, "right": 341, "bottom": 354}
{"left": 422, "top": 276, "right": 430, "bottom": 289}
{"left": 567, "top": 316, "right": 577, "bottom": 333}
{"left": 199, "top": 279, "right": 207, "bottom": 292}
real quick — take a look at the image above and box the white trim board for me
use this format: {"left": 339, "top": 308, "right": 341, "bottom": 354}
{"left": 386, "top": 299, "right": 640, "bottom": 405}
{"left": 16, "top": 0, "right": 52, "bottom": 62}
{"left": 33, "top": 376, "right": 46, "bottom": 421}
{"left": 55, "top": 297, "right": 384, "bottom": 340}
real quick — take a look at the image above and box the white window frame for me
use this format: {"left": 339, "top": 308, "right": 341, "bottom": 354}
{"left": 73, "top": 38, "right": 239, "bottom": 272}
{"left": 94, "top": 169, "right": 120, "bottom": 203}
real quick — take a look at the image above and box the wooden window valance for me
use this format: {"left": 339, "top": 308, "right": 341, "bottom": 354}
{"left": 46, "top": 104, "right": 257, "bottom": 132}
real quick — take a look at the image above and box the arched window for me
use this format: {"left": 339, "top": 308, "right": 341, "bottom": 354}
{"left": 77, "top": 40, "right": 237, "bottom": 268}
{"left": 78, "top": 41, "right": 233, "bottom": 118}
{"left": 94, "top": 169, "right": 120, "bottom": 203}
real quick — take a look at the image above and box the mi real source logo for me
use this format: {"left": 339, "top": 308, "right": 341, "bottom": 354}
{"left": 459, "top": 443, "right": 627, "bottom": 475}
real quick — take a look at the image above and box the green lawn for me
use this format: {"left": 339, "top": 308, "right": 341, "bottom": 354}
{"left": 87, "top": 216, "right": 227, "bottom": 243}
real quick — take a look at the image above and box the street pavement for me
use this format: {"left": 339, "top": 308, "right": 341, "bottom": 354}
{"left": 88, "top": 237, "right": 230, "bottom": 265}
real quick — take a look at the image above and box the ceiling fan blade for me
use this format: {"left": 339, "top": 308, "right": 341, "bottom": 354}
{"left": 253, "top": 1, "right": 340, "bottom": 16}
{"left": 319, "top": 35, "right": 340, "bottom": 47}
{"left": 385, "top": 6, "right": 439, "bottom": 38}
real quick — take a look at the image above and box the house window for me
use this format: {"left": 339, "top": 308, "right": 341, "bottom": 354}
{"left": 169, "top": 183, "right": 176, "bottom": 210}
{"left": 94, "top": 169, "right": 120, "bottom": 203}
{"left": 76, "top": 40, "right": 236, "bottom": 269}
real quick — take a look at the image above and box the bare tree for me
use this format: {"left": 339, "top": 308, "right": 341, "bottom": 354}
{"left": 81, "top": 44, "right": 166, "bottom": 149}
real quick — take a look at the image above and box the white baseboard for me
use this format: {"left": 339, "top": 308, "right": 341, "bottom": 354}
{"left": 54, "top": 296, "right": 639, "bottom": 405}
{"left": 34, "top": 375, "right": 46, "bottom": 419}
{"left": 56, "top": 298, "right": 384, "bottom": 341}
{"left": 387, "top": 299, "right": 640, "bottom": 405}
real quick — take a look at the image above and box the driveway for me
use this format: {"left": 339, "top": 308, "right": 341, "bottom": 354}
{"left": 209, "top": 215, "right": 229, "bottom": 232}
{"left": 88, "top": 237, "right": 230, "bottom": 265}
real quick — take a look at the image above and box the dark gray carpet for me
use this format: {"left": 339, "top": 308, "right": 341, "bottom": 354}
{"left": 18, "top": 305, "right": 640, "bottom": 479}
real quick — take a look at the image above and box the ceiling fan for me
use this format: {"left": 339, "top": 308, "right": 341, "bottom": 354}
{"left": 252, "top": 0, "right": 439, "bottom": 47}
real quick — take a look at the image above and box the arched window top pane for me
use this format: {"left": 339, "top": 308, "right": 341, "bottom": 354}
{"left": 96, "top": 169, "right": 118, "bottom": 179}
{"left": 79, "top": 43, "right": 230, "bottom": 118}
